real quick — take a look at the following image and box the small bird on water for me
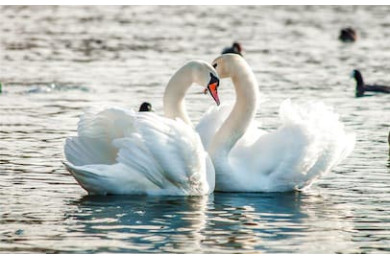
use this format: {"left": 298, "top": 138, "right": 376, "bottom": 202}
{"left": 339, "top": 27, "right": 357, "bottom": 42}
{"left": 221, "top": 42, "right": 243, "bottom": 56}
{"left": 350, "top": 70, "right": 390, "bottom": 97}
{"left": 388, "top": 131, "right": 390, "bottom": 156}
{"left": 138, "top": 102, "right": 153, "bottom": 112}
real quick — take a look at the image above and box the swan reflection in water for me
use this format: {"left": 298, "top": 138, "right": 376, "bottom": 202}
{"left": 65, "top": 195, "right": 210, "bottom": 253}
{"left": 64, "top": 191, "right": 355, "bottom": 253}
{"left": 208, "top": 192, "right": 355, "bottom": 253}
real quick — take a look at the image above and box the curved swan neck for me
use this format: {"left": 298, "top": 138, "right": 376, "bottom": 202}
{"left": 163, "top": 64, "right": 194, "bottom": 126}
{"left": 209, "top": 58, "right": 258, "bottom": 158}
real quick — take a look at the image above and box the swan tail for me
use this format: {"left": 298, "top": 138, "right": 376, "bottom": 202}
{"left": 63, "top": 161, "right": 113, "bottom": 195}
{"left": 64, "top": 136, "right": 117, "bottom": 166}
{"left": 63, "top": 161, "right": 156, "bottom": 195}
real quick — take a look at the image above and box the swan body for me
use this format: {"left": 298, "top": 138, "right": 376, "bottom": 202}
{"left": 209, "top": 54, "right": 355, "bottom": 192}
{"left": 64, "top": 60, "right": 220, "bottom": 195}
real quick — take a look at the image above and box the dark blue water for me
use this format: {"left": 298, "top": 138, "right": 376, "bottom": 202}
{"left": 0, "top": 6, "right": 389, "bottom": 253}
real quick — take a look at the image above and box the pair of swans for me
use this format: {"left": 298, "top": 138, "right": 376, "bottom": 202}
{"left": 64, "top": 54, "right": 355, "bottom": 195}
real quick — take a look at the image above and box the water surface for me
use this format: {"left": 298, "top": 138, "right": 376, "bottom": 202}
{"left": 0, "top": 6, "right": 390, "bottom": 253}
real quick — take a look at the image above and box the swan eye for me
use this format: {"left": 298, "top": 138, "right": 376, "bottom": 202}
{"left": 212, "top": 63, "right": 217, "bottom": 68}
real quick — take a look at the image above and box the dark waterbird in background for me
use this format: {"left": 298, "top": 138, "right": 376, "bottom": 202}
{"left": 221, "top": 42, "right": 243, "bottom": 56}
{"left": 339, "top": 27, "right": 357, "bottom": 42}
{"left": 138, "top": 102, "right": 153, "bottom": 112}
{"left": 350, "top": 69, "right": 390, "bottom": 97}
{"left": 387, "top": 131, "right": 390, "bottom": 156}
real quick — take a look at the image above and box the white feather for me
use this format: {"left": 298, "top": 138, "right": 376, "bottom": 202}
{"left": 210, "top": 54, "right": 355, "bottom": 192}
{"left": 216, "top": 99, "right": 355, "bottom": 192}
{"left": 64, "top": 109, "right": 214, "bottom": 196}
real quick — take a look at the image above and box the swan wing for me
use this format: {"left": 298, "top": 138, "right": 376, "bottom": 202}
{"left": 64, "top": 110, "right": 214, "bottom": 195}
{"left": 114, "top": 112, "right": 214, "bottom": 195}
{"left": 65, "top": 107, "right": 136, "bottom": 166}
{"left": 227, "top": 100, "right": 355, "bottom": 192}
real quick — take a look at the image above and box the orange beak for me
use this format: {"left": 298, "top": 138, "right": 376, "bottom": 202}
{"left": 208, "top": 82, "right": 220, "bottom": 106}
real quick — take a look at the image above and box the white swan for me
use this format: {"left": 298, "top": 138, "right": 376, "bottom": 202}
{"left": 205, "top": 54, "right": 355, "bottom": 192}
{"left": 64, "top": 60, "right": 220, "bottom": 196}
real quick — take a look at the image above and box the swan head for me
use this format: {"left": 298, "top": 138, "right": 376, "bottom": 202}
{"left": 211, "top": 54, "right": 244, "bottom": 79}
{"left": 189, "top": 60, "right": 220, "bottom": 106}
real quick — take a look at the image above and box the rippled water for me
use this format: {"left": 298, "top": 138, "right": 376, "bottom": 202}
{"left": 1, "top": 6, "right": 390, "bottom": 253}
